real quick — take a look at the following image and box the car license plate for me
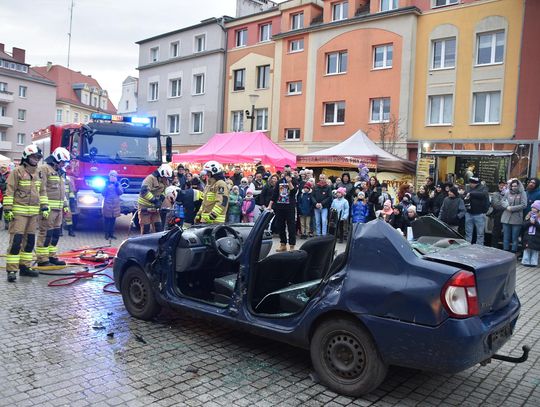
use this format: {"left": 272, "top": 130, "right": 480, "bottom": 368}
{"left": 490, "top": 323, "right": 512, "bottom": 351}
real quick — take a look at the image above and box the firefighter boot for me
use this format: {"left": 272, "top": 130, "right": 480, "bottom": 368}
{"left": 48, "top": 257, "right": 66, "bottom": 266}
{"left": 19, "top": 265, "right": 39, "bottom": 277}
{"left": 276, "top": 243, "right": 287, "bottom": 252}
{"left": 7, "top": 272, "right": 16, "bottom": 283}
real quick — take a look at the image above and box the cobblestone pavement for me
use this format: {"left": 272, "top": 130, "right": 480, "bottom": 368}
{"left": 0, "top": 215, "right": 539, "bottom": 406}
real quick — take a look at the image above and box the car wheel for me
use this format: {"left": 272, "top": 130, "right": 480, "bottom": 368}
{"left": 310, "top": 318, "right": 387, "bottom": 397}
{"left": 121, "top": 266, "right": 161, "bottom": 320}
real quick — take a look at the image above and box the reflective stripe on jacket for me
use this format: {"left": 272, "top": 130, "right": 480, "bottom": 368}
{"left": 3, "top": 163, "right": 48, "bottom": 216}
{"left": 40, "top": 164, "right": 66, "bottom": 210}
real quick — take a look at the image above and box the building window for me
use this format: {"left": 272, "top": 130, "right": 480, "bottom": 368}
{"left": 170, "top": 78, "right": 182, "bottom": 97}
{"left": 168, "top": 114, "right": 180, "bottom": 134}
{"left": 73, "top": 112, "right": 79, "bottom": 123}
{"left": 432, "top": 37, "right": 456, "bottom": 69}
{"left": 477, "top": 31, "right": 505, "bottom": 65}
{"left": 256, "top": 65, "right": 270, "bottom": 89}
{"left": 285, "top": 128, "right": 301, "bottom": 141}
{"left": 259, "top": 23, "right": 272, "bottom": 42}
{"left": 0, "top": 82, "right": 7, "bottom": 92}
{"left": 150, "top": 47, "right": 159, "bottom": 62}
{"left": 193, "top": 74, "right": 205, "bottom": 95}
{"left": 289, "top": 38, "right": 304, "bottom": 52}
{"left": 324, "top": 101, "right": 346, "bottom": 124}
{"left": 19, "top": 85, "right": 27, "bottom": 98}
{"left": 373, "top": 45, "right": 393, "bottom": 69}
{"left": 428, "top": 94, "right": 453, "bottom": 125}
{"left": 287, "top": 81, "right": 302, "bottom": 95}
{"left": 433, "top": 0, "right": 458, "bottom": 7}
{"left": 255, "top": 108, "right": 268, "bottom": 131}
{"left": 149, "top": 82, "right": 159, "bottom": 101}
{"left": 56, "top": 109, "right": 63, "bottom": 122}
{"left": 82, "top": 93, "right": 88, "bottom": 104}
{"left": 125, "top": 101, "right": 129, "bottom": 111}
{"left": 195, "top": 34, "right": 206, "bottom": 52}
{"left": 380, "top": 0, "right": 398, "bottom": 11}
{"left": 170, "top": 41, "right": 179, "bottom": 58}
{"left": 0, "top": 131, "right": 6, "bottom": 141}
{"left": 0, "top": 106, "right": 5, "bottom": 116}
{"left": 291, "top": 12, "right": 304, "bottom": 30}
{"left": 370, "top": 98, "right": 391, "bottom": 122}
{"left": 332, "top": 1, "right": 349, "bottom": 21}
{"left": 233, "top": 69, "right": 245, "bottom": 91}
{"left": 235, "top": 28, "right": 248, "bottom": 47}
{"left": 101, "top": 99, "right": 107, "bottom": 110}
{"left": 473, "top": 91, "right": 501, "bottom": 124}
{"left": 18, "top": 109, "right": 26, "bottom": 121}
{"left": 326, "top": 51, "right": 348, "bottom": 75}
{"left": 149, "top": 116, "right": 157, "bottom": 128}
{"left": 191, "top": 112, "right": 203, "bottom": 133}
{"left": 17, "top": 133, "right": 25, "bottom": 145}
{"left": 231, "top": 111, "right": 244, "bottom": 132}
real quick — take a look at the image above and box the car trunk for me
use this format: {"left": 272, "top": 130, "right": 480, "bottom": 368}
{"left": 423, "top": 245, "right": 516, "bottom": 315}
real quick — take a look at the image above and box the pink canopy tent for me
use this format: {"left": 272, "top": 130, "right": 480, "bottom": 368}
{"left": 172, "top": 132, "right": 296, "bottom": 169}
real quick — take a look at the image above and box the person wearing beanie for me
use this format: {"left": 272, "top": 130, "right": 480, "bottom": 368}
{"left": 429, "top": 182, "right": 447, "bottom": 217}
{"left": 391, "top": 204, "right": 405, "bottom": 233}
{"left": 241, "top": 188, "right": 256, "bottom": 223}
{"left": 464, "top": 176, "right": 490, "bottom": 245}
{"left": 400, "top": 192, "right": 413, "bottom": 214}
{"left": 522, "top": 200, "right": 540, "bottom": 266}
{"left": 403, "top": 205, "right": 418, "bottom": 230}
{"left": 377, "top": 199, "right": 393, "bottom": 223}
{"left": 239, "top": 177, "right": 249, "bottom": 198}
{"left": 501, "top": 178, "right": 527, "bottom": 253}
{"left": 297, "top": 181, "right": 314, "bottom": 239}
{"left": 331, "top": 187, "right": 350, "bottom": 243}
{"left": 352, "top": 191, "right": 369, "bottom": 225}
{"left": 102, "top": 170, "right": 124, "bottom": 240}
{"left": 438, "top": 186, "right": 466, "bottom": 232}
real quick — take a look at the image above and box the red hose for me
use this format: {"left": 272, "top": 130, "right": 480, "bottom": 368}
{"left": 47, "top": 260, "right": 120, "bottom": 294}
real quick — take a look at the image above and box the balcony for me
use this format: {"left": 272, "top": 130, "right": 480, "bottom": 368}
{"left": 0, "top": 91, "right": 14, "bottom": 103}
{"left": 0, "top": 140, "right": 12, "bottom": 151}
{"left": 0, "top": 116, "right": 13, "bottom": 127}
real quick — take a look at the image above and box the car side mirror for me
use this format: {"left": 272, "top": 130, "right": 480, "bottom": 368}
{"left": 165, "top": 136, "right": 172, "bottom": 163}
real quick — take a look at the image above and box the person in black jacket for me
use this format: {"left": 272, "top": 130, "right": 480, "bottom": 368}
{"left": 429, "top": 183, "right": 447, "bottom": 217}
{"left": 522, "top": 200, "right": 540, "bottom": 266}
{"left": 438, "top": 187, "right": 466, "bottom": 232}
{"left": 463, "top": 177, "right": 490, "bottom": 245}
{"left": 311, "top": 173, "right": 332, "bottom": 236}
{"left": 268, "top": 171, "right": 298, "bottom": 251}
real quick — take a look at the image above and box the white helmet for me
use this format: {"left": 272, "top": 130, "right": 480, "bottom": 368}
{"left": 203, "top": 160, "right": 223, "bottom": 175}
{"left": 157, "top": 164, "right": 173, "bottom": 178}
{"left": 52, "top": 147, "right": 71, "bottom": 163}
{"left": 22, "top": 144, "right": 42, "bottom": 160}
{"left": 165, "top": 185, "right": 179, "bottom": 198}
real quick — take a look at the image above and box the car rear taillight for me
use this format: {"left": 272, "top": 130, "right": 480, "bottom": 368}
{"left": 441, "top": 270, "right": 479, "bottom": 318}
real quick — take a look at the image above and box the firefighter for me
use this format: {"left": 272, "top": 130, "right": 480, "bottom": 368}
{"left": 3, "top": 144, "right": 49, "bottom": 282}
{"left": 36, "top": 147, "right": 71, "bottom": 267}
{"left": 196, "top": 161, "right": 229, "bottom": 224}
{"left": 138, "top": 164, "right": 172, "bottom": 234}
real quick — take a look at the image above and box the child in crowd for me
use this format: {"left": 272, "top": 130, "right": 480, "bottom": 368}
{"left": 391, "top": 204, "right": 405, "bottom": 233}
{"left": 351, "top": 191, "right": 369, "bottom": 224}
{"left": 297, "top": 182, "right": 313, "bottom": 239}
{"left": 522, "top": 200, "right": 540, "bottom": 266}
{"left": 241, "top": 188, "right": 256, "bottom": 223}
{"left": 331, "top": 187, "right": 350, "bottom": 243}
{"left": 377, "top": 199, "right": 393, "bottom": 223}
{"left": 102, "top": 170, "right": 123, "bottom": 240}
{"left": 228, "top": 185, "right": 242, "bottom": 223}
{"left": 403, "top": 205, "right": 418, "bottom": 230}
{"left": 378, "top": 183, "right": 392, "bottom": 211}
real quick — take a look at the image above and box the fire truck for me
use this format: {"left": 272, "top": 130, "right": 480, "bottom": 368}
{"left": 32, "top": 113, "right": 172, "bottom": 218}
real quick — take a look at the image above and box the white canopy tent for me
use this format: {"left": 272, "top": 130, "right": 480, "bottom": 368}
{"left": 0, "top": 154, "right": 11, "bottom": 165}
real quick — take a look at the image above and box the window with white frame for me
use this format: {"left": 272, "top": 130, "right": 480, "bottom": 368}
{"left": 82, "top": 93, "right": 88, "bottom": 104}
{"left": 373, "top": 45, "right": 393, "bottom": 69}
{"left": 326, "top": 51, "right": 348, "bottom": 74}
{"left": 0, "top": 106, "right": 5, "bottom": 116}
{"left": 170, "top": 78, "right": 182, "bottom": 97}
{"left": 170, "top": 41, "right": 179, "bottom": 58}
{"left": 56, "top": 109, "right": 63, "bottom": 122}
{"left": 432, "top": 37, "right": 456, "bottom": 69}
{"left": 191, "top": 112, "right": 203, "bottom": 133}
{"left": 257, "top": 65, "right": 270, "bottom": 89}
{"left": 291, "top": 12, "right": 304, "bottom": 30}
{"left": 380, "top": 0, "right": 398, "bottom": 11}
{"left": 235, "top": 29, "right": 248, "bottom": 47}
{"left": 324, "top": 101, "right": 346, "bottom": 124}
{"left": 149, "top": 82, "right": 159, "bottom": 101}
{"left": 233, "top": 69, "right": 245, "bottom": 91}
{"left": 231, "top": 111, "right": 244, "bottom": 131}
{"left": 150, "top": 47, "right": 159, "bottom": 62}
{"left": 73, "top": 112, "right": 79, "bottom": 123}
{"left": 17, "top": 133, "right": 25, "bottom": 145}
{"left": 289, "top": 38, "right": 304, "bottom": 52}
{"left": 332, "top": 1, "right": 349, "bottom": 21}
{"left": 92, "top": 96, "right": 98, "bottom": 107}
{"left": 0, "top": 131, "right": 6, "bottom": 141}
{"left": 428, "top": 94, "right": 453, "bottom": 125}
{"left": 18, "top": 109, "right": 26, "bottom": 121}
{"left": 0, "top": 82, "right": 7, "bottom": 92}
{"left": 370, "top": 98, "right": 391, "bottom": 122}
{"left": 285, "top": 128, "right": 301, "bottom": 141}
{"left": 433, "top": 0, "right": 458, "bottom": 7}
{"left": 255, "top": 108, "right": 268, "bottom": 131}
{"left": 149, "top": 116, "right": 157, "bottom": 128}
{"left": 477, "top": 31, "right": 505, "bottom": 65}
{"left": 193, "top": 74, "right": 205, "bottom": 95}
{"left": 19, "top": 85, "right": 27, "bottom": 98}
{"left": 168, "top": 114, "right": 180, "bottom": 134}
{"left": 195, "top": 34, "right": 206, "bottom": 52}
{"left": 473, "top": 91, "right": 501, "bottom": 124}
{"left": 101, "top": 99, "right": 107, "bottom": 110}
{"left": 260, "top": 23, "right": 272, "bottom": 42}
{"left": 287, "top": 81, "right": 302, "bottom": 95}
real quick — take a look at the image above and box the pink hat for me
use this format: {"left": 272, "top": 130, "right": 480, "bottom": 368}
{"left": 337, "top": 187, "right": 347, "bottom": 195}
{"left": 382, "top": 199, "right": 393, "bottom": 215}
{"left": 304, "top": 181, "right": 312, "bottom": 189}
{"left": 246, "top": 188, "right": 254, "bottom": 195}
{"left": 532, "top": 200, "right": 540, "bottom": 211}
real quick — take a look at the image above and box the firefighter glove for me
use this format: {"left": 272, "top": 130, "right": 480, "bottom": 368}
{"left": 42, "top": 207, "right": 50, "bottom": 219}
{"left": 63, "top": 206, "right": 70, "bottom": 214}
{"left": 4, "top": 210, "right": 14, "bottom": 222}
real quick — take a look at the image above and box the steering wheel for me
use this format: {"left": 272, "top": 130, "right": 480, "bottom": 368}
{"left": 210, "top": 225, "right": 243, "bottom": 261}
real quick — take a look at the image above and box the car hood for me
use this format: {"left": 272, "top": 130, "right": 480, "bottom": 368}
{"left": 117, "top": 231, "right": 167, "bottom": 259}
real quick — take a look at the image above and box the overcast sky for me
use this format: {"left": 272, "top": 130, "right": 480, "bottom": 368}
{"left": 0, "top": 0, "right": 275, "bottom": 108}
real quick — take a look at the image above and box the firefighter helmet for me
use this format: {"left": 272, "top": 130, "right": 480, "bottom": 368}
{"left": 22, "top": 144, "right": 43, "bottom": 160}
{"left": 52, "top": 147, "right": 71, "bottom": 163}
{"left": 203, "top": 160, "right": 223, "bottom": 175}
{"left": 157, "top": 164, "right": 173, "bottom": 178}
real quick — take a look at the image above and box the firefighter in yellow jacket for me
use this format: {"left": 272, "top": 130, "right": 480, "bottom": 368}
{"left": 36, "top": 147, "right": 71, "bottom": 267}
{"left": 138, "top": 164, "right": 172, "bottom": 234}
{"left": 196, "top": 161, "right": 229, "bottom": 224}
{"left": 3, "top": 144, "right": 49, "bottom": 282}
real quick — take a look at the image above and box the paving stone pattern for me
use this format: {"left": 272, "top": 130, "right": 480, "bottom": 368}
{"left": 0, "top": 215, "right": 539, "bottom": 406}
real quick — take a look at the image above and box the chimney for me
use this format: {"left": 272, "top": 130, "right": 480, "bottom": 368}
{"left": 12, "top": 47, "right": 25, "bottom": 63}
{"left": 0, "top": 43, "right": 4, "bottom": 53}
{"left": 47, "top": 61, "right": 53, "bottom": 71}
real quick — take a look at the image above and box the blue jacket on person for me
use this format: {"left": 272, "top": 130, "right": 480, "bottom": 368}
{"left": 526, "top": 180, "right": 540, "bottom": 213}
{"left": 351, "top": 200, "right": 369, "bottom": 224}
{"left": 298, "top": 191, "right": 314, "bottom": 216}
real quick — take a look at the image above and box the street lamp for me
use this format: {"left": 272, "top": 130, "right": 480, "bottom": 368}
{"left": 245, "top": 93, "right": 259, "bottom": 132}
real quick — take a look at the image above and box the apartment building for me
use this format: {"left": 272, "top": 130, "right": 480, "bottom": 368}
{"left": 117, "top": 76, "right": 138, "bottom": 115}
{"left": 0, "top": 44, "right": 56, "bottom": 159}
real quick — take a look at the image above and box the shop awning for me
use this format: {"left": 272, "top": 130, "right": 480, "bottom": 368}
{"left": 425, "top": 150, "right": 514, "bottom": 157}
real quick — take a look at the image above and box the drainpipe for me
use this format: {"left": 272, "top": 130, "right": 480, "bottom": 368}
{"left": 218, "top": 16, "right": 228, "bottom": 133}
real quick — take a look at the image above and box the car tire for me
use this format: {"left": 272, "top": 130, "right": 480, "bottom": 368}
{"left": 310, "top": 318, "right": 387, "bottom": 397}
{"left": 121, "top": 266, "right": 161, "bottom": 320}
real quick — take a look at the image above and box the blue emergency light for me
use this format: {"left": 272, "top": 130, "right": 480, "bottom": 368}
{"left": 90, "top": 113, "right": 151, "bottom": 125}
{"left": 89, "top": 176, "right": 107, "bottom": 190}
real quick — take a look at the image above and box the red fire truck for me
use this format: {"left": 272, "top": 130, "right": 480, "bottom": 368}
{"left": 32, "top": 113, "right": 172, "bottom": 218}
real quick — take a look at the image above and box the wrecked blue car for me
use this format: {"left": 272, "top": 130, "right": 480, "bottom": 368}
{"left": 113, "top": 211, "right": 528, "bottom": 396}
